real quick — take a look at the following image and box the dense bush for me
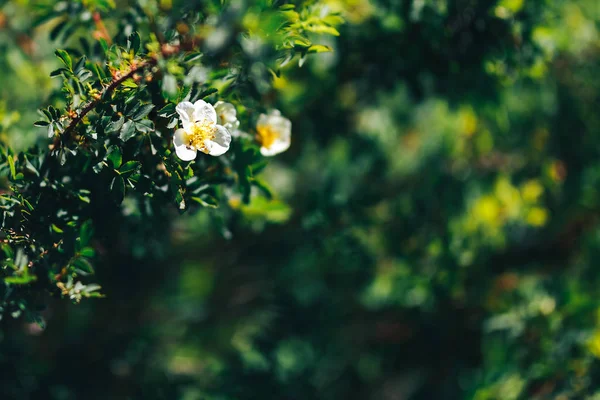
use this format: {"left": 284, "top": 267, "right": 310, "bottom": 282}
{"left": 1, "top": 0, "right": 600, "bottom": 399}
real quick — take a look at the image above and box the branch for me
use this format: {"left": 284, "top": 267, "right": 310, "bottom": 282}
{"left": 59, "top": 58, "right": 158, "bottom": 142}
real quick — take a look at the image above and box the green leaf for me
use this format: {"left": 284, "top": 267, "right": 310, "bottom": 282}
{"left": 99, "top": 37, "right": 109, "bottom": 53}
{"left": 131, "top": 104, "right": 154, "bottom": 121}
{"left": 305, "top": 24, "right": 340, "bottom": 36}
{"left": 252, "top": 178, "right": 273, "bottom": 199}
{"left": 119, "top": 161, "right": 141, "bottom": 177}
{"left": 77, "top": 69, "right": 93, "bottom": 82}
{"left": 73, "top": 257, "right": 94, "bottom": 275}
{"left": 74, "top": 55, "right": 87, "bottom": 73}
{"left": 79, "top": 220, "right": 94, "bottom": 247}
{"left": 93, "top": 161, "right": 105, "bottom": 174}
{"left": 34, "top": 120, "right": 49, "bottom": 127}
{"left": 121, "top": 79, "right": 138, "bottom": 89}
{"left": 107, "top": 146, "right": 122, "bottom": 169}
{"left": 7, "top": 155, "right": 15, "bottom": 180}
{"left": 110, "top": 175, "right": 125, "bottom": 204}
{"left": 293, "top": 36, "right": 312, "bottom": 47}
{"left": 79, "top": 247, "right": 96, "bottom": 258}
{"left": 119, "top": 120, "right": 136, "bottom": 142}
{"left": 308, "top": 44, "right": 333, "bottom": 53}
{"left": 55, "top": 49, "right": 73, "bottom": 70}
{"left": 157, "top": 103, "right": 176, "bottom": 118}
{"left": 183, "top": 52, "right": 203, "bottom": 63}
{"left": 322, "top": 15, "right": 345, "bottom": 26}
{"left": 5, "top": 273, "right": 37, "bottom": 285}
{"left": 105, "top": 117, "right": 124, "bottom": 134}
{"left": 128, "top": 32, "right": 141, "bottom": 54}
{"left": 199, "top": 88, "right": 218, "bottom": 99}
{"left": 134, "top": 119, "right": 154, "bottom": 134}
{"left": 50, "top": 68, "right": 69, "bottom": 77}
{"left": 191, "top": 195, "right": 219, "bottom": 208}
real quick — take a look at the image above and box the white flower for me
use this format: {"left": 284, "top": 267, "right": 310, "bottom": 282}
{"left": 256, "top": 110, "right": 291, "bottom": 156}
{"left": 173, "top": 100, "right": 232, "bottom": 161}
{"left": 214, "top": 101, "right": 241, "bottom": 137}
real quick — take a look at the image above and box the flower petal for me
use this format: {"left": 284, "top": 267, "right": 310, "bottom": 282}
{"left": 215, "top": 101, "right": 237, "bottom": 123}
{"left": 205, "top": 125, "right": 232, "bottom": 156}
{"left": 175, "top": 145, "right": 198, "bottom": 161}
{"left": 176, "top": 102, "right": 195, "bottom": 130}
{"left": 260, "top": 136, "right": 290, "bottom": 156}
{"left": 257, "top": 113, "right": 269, "bottom": 128}
{"left": 193, "top": 100, "right": 217, "bottom": 124}
{"left": 173, "top": 129, "right": 197, "bottom": 161}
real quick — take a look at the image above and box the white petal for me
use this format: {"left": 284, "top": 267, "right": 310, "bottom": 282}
{"left": 173, "top": 128, "right": 187, "bottom": 147}
{"left": 175, "top": 144, "right": 198, "bottom": 161}
{"left": 260, "top": 136, "right": 290, "bottom": 156}
{"left": 173, "top": 129, "right": 197, "bottom": 161}
{"left": 193, "top": 100, "right": 217, "bottom": 124}
{"left": 272, "top": 115, "right": 292, "bottom": 136}
{"left": 176, "top": 102, "right": 195, "bottom": 130}
{"left": 257, "top": 113, "right": 269, "bottom": 128}
{"left": 215, "top": 102, "right": 237, "bottom": 123}
{"left": 206, "top": 125, "right": 232, "bottom": 156}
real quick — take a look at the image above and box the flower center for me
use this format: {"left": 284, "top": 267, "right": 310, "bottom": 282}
{"left": 256, "top": 125, "right": 279, "bottom": 149}
{"left": 187, "top": 120, "right": 217, "bottom": 154}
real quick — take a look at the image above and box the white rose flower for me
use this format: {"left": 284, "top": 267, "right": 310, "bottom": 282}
{"left": 256, "top": 110, "right": 291, "bottom": 156}
{"left": 173, "top": 100, "right": 232, "bottom": 161}
{"left": 214, "top": 101, "right": 241, "bottom": 137}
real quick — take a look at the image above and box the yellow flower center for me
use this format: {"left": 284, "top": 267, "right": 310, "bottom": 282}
{"left": 256, "top": 124, "right": 279, "bottom": 149}
{"left": 187, "top": 120, "right": 216, "bottom": 154}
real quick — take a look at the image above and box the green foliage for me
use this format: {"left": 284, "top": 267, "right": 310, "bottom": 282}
{"left": 0, "top": 0, "right": 340, "bottom": 318}
{"left": 1, "top": 0, "right": 600, "bottom": 399}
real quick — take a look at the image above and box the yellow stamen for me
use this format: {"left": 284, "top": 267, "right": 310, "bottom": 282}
{"left": 187, "top": 120, "right": 216, "bottom": 154}
{"left": 256, "top": 124, "right": 279, "bottom": 149}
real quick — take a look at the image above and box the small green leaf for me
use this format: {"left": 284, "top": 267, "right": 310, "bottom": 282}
{"left": 110, "top": 175, "right": 126, "bottom": 204}
{"left": 5, "top": 273, "right": 37, "bottom": 285}
{"left": 131, "top": 104, "right": 154, "bottom": 121}
{"left": 79, "top": 247, "right": 96, "bottom": 258}
{"left": 93, "top": 161, "right": 106, "bottom": 174}
{"left": 73, "top": 257, "right": 94, "bottom": 274}
{"left": 105, "top": 117, "right": 124, "bottom": 134}
{"left": 129, "top": 32, "right": 141, "bottom": 54}
{"left": 199, "top": 88, "right": 218, "bottom": 99}
{"left": 308, "top": 44, "right": 333, "bottom": 53}
{"left": 50, "top": 68, "right": 69, "bottom": 77}
{"left": 121, "top": 79, "right": 138, "bottom": 89}
{"left": 305, "top": 24, "right": 340, "bottom": 36}
{"left": 119, "top": 160, "right": 141, "bottom": 176}
{"left": 157, "top": 103, "right": 176, "bottom": 118}
{"left": 99, "top": 37, "right": 109, "bottom": 53}
{"left": 55, "top": 49, "right": 73, "bottom": 70}
{"left": 7, "top": 155, "right": 16, "bottom": 180}
{"left": 119, "top": 120, "right": 136, "bottom": 142}
{"left": 134, "top": 119, "right": 154, "bottom": 134}
{"left": 79, "top": 220, "right": 94, "bottom": 247}
{"left": 51, "top": 224, "right": 64, "bottom": 234}
{"left": 107, "top": 146, "right": 122, "bottom": 169}
{"left": 74, "top": 55, "right": 87, "bottom": 73}
{"left": 191, "top": 195, "right": 219, "bottom": 208}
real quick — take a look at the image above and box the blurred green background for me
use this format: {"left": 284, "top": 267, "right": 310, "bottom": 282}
{"left": 3, "top": 0, "right": 600, "bottom": 398}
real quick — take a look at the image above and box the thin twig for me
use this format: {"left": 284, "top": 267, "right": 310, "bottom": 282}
{"left": 59, "top": 58, "right": 158, "bottom": 142}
